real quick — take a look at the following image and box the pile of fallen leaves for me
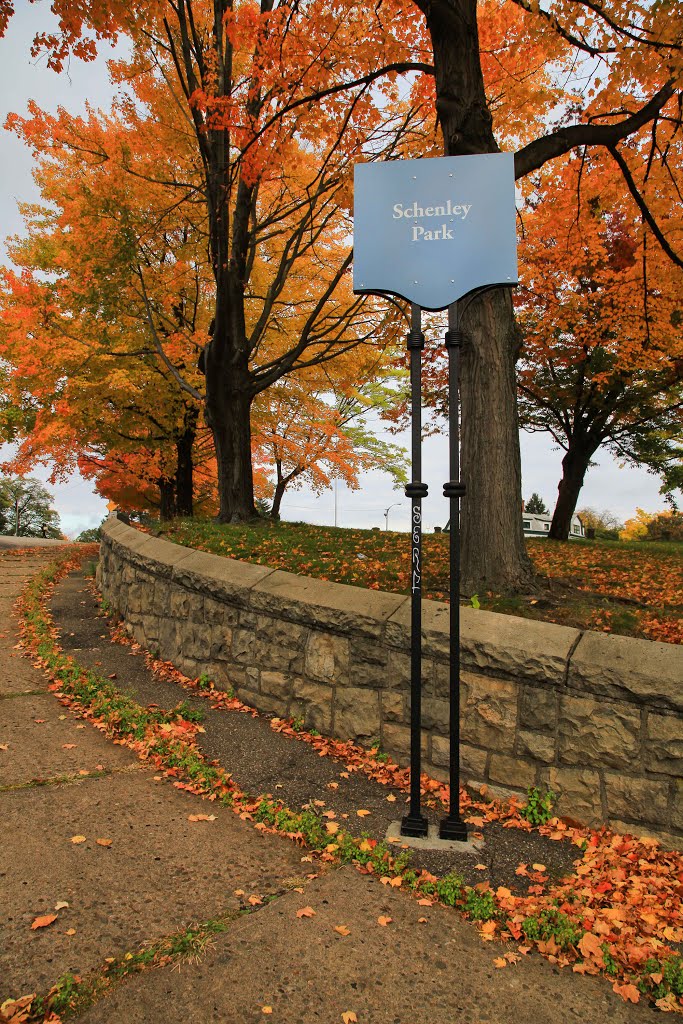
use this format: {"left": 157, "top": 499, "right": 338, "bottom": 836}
{"left": 0, "top": 995, "right": 61, "bottom": 1024}
{"left": 13, "top": 549, "right": 683, "bottom": 1017}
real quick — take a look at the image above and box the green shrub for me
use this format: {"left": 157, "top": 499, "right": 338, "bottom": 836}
{"left": 463, "top": 887, "right": 496, "bottom": 921}
{"left": 520, "top": 785, "right": 555, "bottom": 826}
{"left": 521, "top": 908, "right": 582, "bottom": 950}
{"left": 436, "top": 872, "right": 464, "bottom": 907}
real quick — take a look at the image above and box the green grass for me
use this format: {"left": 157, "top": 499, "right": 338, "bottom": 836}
{"left": 153, "top": 518, "right": 682, "bottom": 643}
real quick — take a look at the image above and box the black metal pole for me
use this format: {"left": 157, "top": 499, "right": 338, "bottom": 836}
{"left": 401, "top": 302, "right": 429, "bottom": 839}
{"left": 439, "top": 301, "right": 468, "bottom": 842}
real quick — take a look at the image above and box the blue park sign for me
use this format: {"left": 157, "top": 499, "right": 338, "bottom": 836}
{"left": 353, "top": 153, "right": 518, "bottom": 310}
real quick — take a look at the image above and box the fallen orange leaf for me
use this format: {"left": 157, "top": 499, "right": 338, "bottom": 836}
{"left": 356, "top": 809, "right": 371, "bottom": 817}
{"left": 262, "top": 1007, "right": 273, "bottom": 1015}
{"left": 70, "top": 836, "right": 86, "bottom": 844}
{"left": 377, "top": 916, "right": 392, "bottom": 926}
{"left": 578, "top": 932, "right": 603, "bottom": 960}
{"left": 31, "top": 914, "right": 57, "bottom": 930}
{"left": 334, "top": 925, "right": 351, "bottom": 936}
{"left": 341, "top": 1013, "right": 357, "bottom": 1024}
{"left": 296, "top": 907, "right": 316, "bottom": 919}
{"left": 187, "top": 814, "right": 216, "bottom": 822}
{"left": 613, "top": 982, "right": 640, "bottom": 1004}
{"left": 96, "top": 838, "right": 112, "bottom": 848}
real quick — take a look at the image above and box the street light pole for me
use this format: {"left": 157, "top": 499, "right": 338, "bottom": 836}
{"left": 384, "top": 502, "right": 402, "bottom": 531}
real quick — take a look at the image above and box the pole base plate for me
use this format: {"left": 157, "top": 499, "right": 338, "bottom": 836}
{"left": 400, "top": 813, "right": 429, "bottom": 838}
{"left": 438, "top": 816, "right": 469, "bottom": 842}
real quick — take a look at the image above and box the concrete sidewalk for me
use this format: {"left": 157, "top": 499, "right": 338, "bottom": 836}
{"left": 0, "top": 536, "right": 69, "bottom": 549}
{"left": 1, "top": 550, "right": 653, "bottom": 1022}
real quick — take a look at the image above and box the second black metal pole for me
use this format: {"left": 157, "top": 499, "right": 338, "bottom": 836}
{"left": 401, "top": 302, "right": 429, "bottom": 839}
{"left": 439, "top": 301, "right": 469, "bottom": 842}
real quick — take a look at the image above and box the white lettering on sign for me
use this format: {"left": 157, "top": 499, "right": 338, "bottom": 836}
{"left": 393, "top": 201, "right": 471, "bottom": 220}
{"left": 412, "top": 224, "right": 453, "bottom": 241}
{"left": 392, "top": 200, "right": 472, "bottom": 243}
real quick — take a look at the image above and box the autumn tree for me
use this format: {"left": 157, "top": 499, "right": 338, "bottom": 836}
{"left": 3, "top": 1, "right": 683, "bottom": 590}
{"left": 0, "top": 76, "right": 213, "bottom": 516}
{"left": 517, "top": 155, "right": 683, "bottom": 539}
{"left": 3, "top": 5, "right": 422, "bottom": 526}
{"left": 254, "top": 355, "right": 408, "bottom": 519}
{"left": 577, "top": 507, "right": 623, "bottom": 541}
{"left": 399, "top": 0, "right": 683, "bottom": 587}
{"left": 644, "top": 510, "right": 683, "bottom": 542}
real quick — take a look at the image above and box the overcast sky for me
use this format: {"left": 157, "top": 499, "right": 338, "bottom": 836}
{"left": 0, "top": 6, "right": 668, "bottom": 537}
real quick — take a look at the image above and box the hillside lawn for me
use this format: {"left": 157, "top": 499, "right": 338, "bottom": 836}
{"left": 153, "top": 519, "right": 683, "bottom": 645}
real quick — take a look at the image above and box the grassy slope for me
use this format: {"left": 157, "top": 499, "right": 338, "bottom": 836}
{"left": 154, "top": 518, "right": 682, "bottom": 644}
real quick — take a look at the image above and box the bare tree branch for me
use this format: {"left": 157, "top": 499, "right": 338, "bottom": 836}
{"left": 609, "top": 145, "right": 683, "bottom": 270}
{"left": 514, "top": 81, "right": 676, "bottom": 179}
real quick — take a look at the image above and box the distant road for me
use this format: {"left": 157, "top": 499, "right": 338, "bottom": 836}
{"left": 0, "top": 536, "right": 71, "bottom": 549}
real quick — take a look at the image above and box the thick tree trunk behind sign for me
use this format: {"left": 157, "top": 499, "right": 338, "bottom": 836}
{"left": 416, "top": 0, "right": 534, "bottom": 591}
{"left": 460, "top": 290, "right": 532, "bottom": 591}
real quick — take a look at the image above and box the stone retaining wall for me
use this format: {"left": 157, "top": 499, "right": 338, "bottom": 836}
{"left": 99, "top": 518, "right": 683, "bottom": 849}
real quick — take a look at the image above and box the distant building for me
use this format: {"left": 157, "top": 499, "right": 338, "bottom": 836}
{"left": 522, "top": 512, "right": 584, "bottom": 538}
{"left": 441, "top": 512, "right": 585, "bottom": 538}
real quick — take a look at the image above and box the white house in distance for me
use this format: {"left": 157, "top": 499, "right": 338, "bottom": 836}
{"left": 523, "top": 513, "right": 584, "bottom": 538}
{"left": 441, "top": 512, "right": 585, "bottom": 538}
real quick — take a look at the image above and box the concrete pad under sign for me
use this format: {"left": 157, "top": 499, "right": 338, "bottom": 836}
{"left": 386, "top": 820, "right": 485, "bottom": 855}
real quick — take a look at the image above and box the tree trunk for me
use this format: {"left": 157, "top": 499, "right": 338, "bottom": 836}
{"left": 460, "top": 290, "right": 533, "bottom": 591}
{"left": 271, "top": 477, "right": 286, "bottom": 520}
{"left": 207, "top": 398, "right": 255, "bottom": 522}
{"left": 175, "top": 411, "right": 197, "bottom": 518}
{"left": 418, "top": 0, "right": 534, "bottom": 591}
{"left": 203, "top": 118, "right": 257, "bottom": 522}
{"left": 204, "top": 328, "right": 255, "bottom": 522}
{"left": 159, "top": 477, "right": 176, "bottom": 521}
{"left": 549, "top": 445, "right": 593, "bottom": 540}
